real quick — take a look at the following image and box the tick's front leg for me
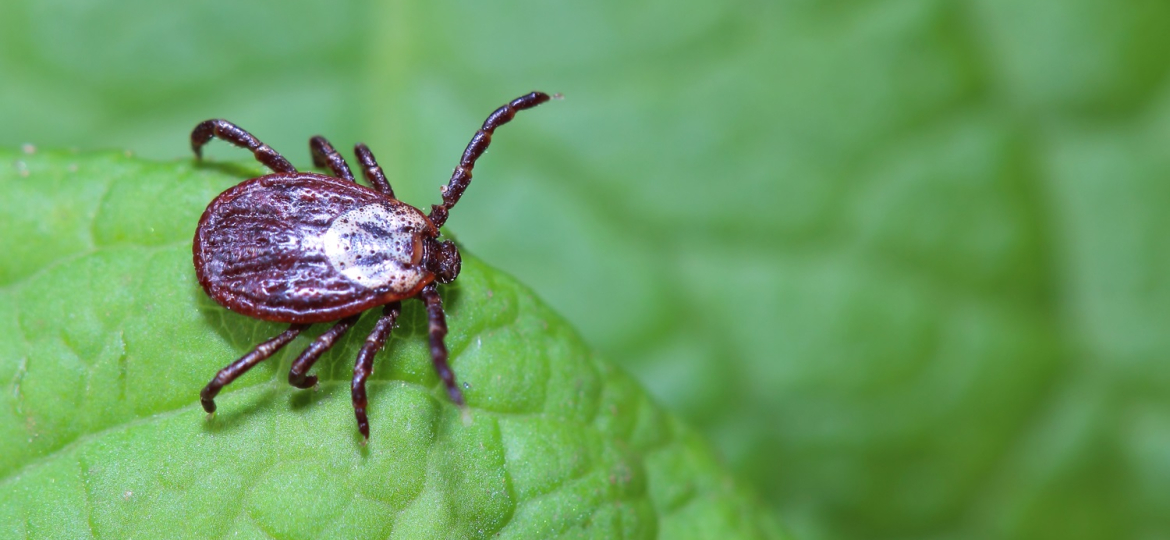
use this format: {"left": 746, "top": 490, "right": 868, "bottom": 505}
{"left": 428, "top": 91, "right": 555, "bottom": 228}
{"left": 420, "top": 284, "right": 465, "bottom": 407}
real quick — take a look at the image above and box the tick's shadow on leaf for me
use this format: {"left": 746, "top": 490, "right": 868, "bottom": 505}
{"left": 438, "top": 280, "right": 464, "bottom": 315}
{"left": 201, "top": 386, "right": 281, "bottom": 434}
{"left": 192, "top": 281, "right": 287, "bottom": 355}
{"left": 288, "top": 384, "right": 332, "bottom": 411}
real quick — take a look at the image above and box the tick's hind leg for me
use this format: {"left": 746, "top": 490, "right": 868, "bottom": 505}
{"left": 309, "top": 136, "right": 355, "bottom": 181}
{"left": 354, "top": 144, "right": 395, "bottom": 198}
{"left": 352, "top": 302, "right": 402, "bottom": 439}
{"left": 288, "top": 314, "right": 361, "bottom": 389}
{"left": 201, "top": 324, "right": 308, "bottom": 413}
{"left": 420, "top": 284, "right": 466, "bottom": 406}
{"left": 191, "top": 119, "right": 297, "bottom": 173}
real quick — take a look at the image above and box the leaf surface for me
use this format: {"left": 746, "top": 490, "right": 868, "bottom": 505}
{"left": 0, "top": 150, "right": 782, "bottom": 540}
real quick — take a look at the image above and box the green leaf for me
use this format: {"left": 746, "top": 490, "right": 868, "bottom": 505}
{"left": 0, "top": 149, "right": 784, "bottom": 540}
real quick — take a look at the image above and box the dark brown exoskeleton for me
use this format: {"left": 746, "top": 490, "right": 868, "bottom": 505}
{"left": 191, "top": 91, "right": 555, "bottom": 438}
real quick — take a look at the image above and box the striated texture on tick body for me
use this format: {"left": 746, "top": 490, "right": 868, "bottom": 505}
{"left": 194, "top": 173, "right": 437, "bottom": 323}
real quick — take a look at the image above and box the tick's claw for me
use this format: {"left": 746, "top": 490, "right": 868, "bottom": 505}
{"left": 289, "top": 373, "right": 317, "bottom": 389}
{"left": 448, "top": 385, "right": 466, "bottom": 407}
{"left": 356, "top": 407, "right": 370, "bottom": 439}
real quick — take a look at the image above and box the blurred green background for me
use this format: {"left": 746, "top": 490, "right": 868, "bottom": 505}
{"left": 3, "top": 0, "right": 1169, "bottom": 539}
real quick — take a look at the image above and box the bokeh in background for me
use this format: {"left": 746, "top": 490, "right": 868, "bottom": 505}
{"left": 3, "top": 0, "right": 1169, "bottom": 539}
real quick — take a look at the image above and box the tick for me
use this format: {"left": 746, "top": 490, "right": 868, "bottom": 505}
{"left": 190, "top": 91, "right": 555, "bottom": 438}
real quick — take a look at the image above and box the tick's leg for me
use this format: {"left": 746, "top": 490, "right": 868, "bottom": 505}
{"left": 200, "top": 324, "right": 309, "bottom": 413}
{"left": 288, "top": 314, "right": 361, "bottom": 389}
{"left": 354, "top": 144, "right": 394, "bottom": 198}
{"left": 352, "top": 302, "right": 401, "bottom": 439}
{"left": 428, "top": 91, "right": 556, "bottom": 228}
{"left": 419, "top": 284, "right": 466, "bottom": 406}
{"left": 191, "top": 119, "right": 297, "bottom": 173}
{"left": 309, "top": 136, "right": 355, "bottom": 181}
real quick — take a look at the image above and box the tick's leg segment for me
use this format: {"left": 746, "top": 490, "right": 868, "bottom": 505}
{"left": 200, "top": 324, "right": 309, "bottom": 413}
{"left": 352, "top": 302, "right": 401, "bottom": 439}
{"left": 309, "top": 136, "right": 355, "bottom": 181}
{"left": 288, "top": 314, "right": 361, "bottom": 389}
{"left": 420, "top": 284, "right": 466, "bottom": 406}
{"left": 191, "top": 119, "right": 297, "bottom": 174}
{"left": 428, "top": 91, "right": 554, "bottom": 228}
{"left": 354, "top": 144, "right": 395, "bottom": 198}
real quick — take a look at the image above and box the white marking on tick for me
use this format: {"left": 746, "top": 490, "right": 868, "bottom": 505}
{"left": 323, "top": 203, "right": 428, "bottom": 289}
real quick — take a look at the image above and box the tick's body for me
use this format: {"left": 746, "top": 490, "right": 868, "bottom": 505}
{"left": 194, "top": 173, "right": 435, "bottom": 323}
{"left": 190, "top": 91, "right": 554, "bottom": 438}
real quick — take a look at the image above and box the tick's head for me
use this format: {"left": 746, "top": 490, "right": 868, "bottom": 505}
{"left": 426, "top": 238, "right": 462, "bottom": 284}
